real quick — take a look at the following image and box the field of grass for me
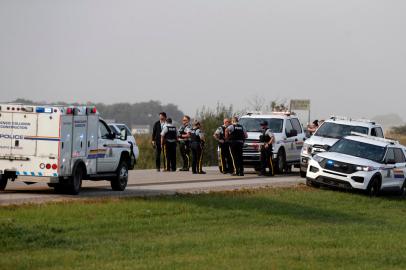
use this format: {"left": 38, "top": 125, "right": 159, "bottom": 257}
{"left": 1, "top": 187, "right": 406, "bottom": 270}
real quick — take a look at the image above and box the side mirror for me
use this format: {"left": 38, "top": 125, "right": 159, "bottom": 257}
{"left": 386, "top": 159, "right": 396, "bottom": 165}
{"left": 322, "top": 145, "right": 331, "bottom": 151}
{"left": 120, "top": 129, "right": 128, "bottom": 141}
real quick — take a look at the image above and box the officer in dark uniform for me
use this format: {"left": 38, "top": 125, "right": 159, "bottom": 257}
{"left": 152, "top": 112, "right": 167, "bottom": 171}
{"left": 213, "top": 118, "right": 233, "bottom": 174}
{"left": 178, "top": 115, "right": 192, "bottom": 171}
{"left": 161, "top": 118, "right": 178, "bottom": 172}
{"left": 225, "top": 117, "right": 247, "bottom": 176}
{"left": 190, "top": 120, "right": 206, "bottom": 174}
{"left": 259, "top": 121, "right": 275, "bottom": 176}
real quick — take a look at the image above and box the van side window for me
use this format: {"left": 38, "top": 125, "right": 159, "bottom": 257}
{"left": 291, "top": 118, "right": 303, "bottom": 134}
{"left": 99, "top": 121, "right": 111, "bottom": 139}
{"left": 371, "top": 127, "right": 384, "bottom": 138}
{"left": 394, "top": 148, "right": 406, "bottom": 163}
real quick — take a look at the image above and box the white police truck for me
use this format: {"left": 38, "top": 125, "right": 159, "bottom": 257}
{"left": 239, "top": 112, "right": 306, "bottom": 173}
{"left": 306, "top": 133, "right": 406, "bottom": 196}
{"left": 0, "top": 104, "right": 134, "bottom": 194}
{"left": 300, "top": 116, "right": 384, "bottom": 178}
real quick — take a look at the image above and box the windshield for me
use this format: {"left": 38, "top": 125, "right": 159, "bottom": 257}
{"left": 239, "top": 118, "right": 284, "bottom": 133}
{"left": 117, "top": 124, "right": 132, "bottom": 135}
{"left": 108, "top": 125, "right": 120, "bottom": 135}
{"left": 315, "top": 122, "right": 368, "bottom": 139}
{"left": 329, "top": 138, "right": 386, "bottom": 163}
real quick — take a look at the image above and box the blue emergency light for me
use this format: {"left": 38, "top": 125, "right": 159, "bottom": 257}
{"left": 36, "top": 107, "right": 53, "bottom": 113}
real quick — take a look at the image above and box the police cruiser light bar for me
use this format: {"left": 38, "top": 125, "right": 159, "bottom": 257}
{"left": 330, "top": 116, "right": 375, "bottom": 125}
{"left": 350, "top": 132, "right": 398, "bottom": 145}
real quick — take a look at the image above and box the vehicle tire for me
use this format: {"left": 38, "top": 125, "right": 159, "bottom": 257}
{"left": 366, "top": 176, "right": 381, "bottom": 197}
{"left": 306, "top": 178, "right": 320, "bottom": 188}
{"left": 275, "top": 149, "right": 286, "bottom": 174}
{"left": 67, "top": 166, "right": 84, "bottom": 195}
{"left": 300, "top": 170, "right": 307, "bottom": 178}
{"left": 399, "top": 180, "right": 406, "bottom": 197}
{"left": 111, "top": 161, "right": 128, "bottom": 191}
{"left": 0, "top": 175, "right": 8, "bottom": 191}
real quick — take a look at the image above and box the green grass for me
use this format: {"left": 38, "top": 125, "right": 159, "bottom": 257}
{"left": 1, "top": 187, "right": 406, "bottom": 270}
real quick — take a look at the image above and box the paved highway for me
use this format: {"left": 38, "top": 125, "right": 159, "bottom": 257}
{"left": 0, "top": 168, "right": 304, "bottom": 206}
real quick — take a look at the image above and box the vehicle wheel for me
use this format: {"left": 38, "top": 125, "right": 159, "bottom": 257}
{"left": 276, "top": 150, "right": 286, "bottom": 174}
{"left": 111, "top": 161, "right": 128, "bottom": 191}
{"left": 68, "top": 166, "right": 83, "bottom": 195}
{"left": 366, "top": 176, "right": 380, "bottom": 197}
{"left": 399, "top": 180, "right": 406, "bottom": 197}
{"left": 0, "top": 175, "right": 8, "bottom": 191}
{"left": 300, "top": 170, "right": 307, "bottom": 178}
{"left": 306, "top": 178, "right": 320, "bottom": 188}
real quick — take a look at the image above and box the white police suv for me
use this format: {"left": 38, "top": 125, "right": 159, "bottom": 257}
{"left": 239, "top": 112, "right": 306, "bottom": 173}
{"left": 306, "top": 133, "right": 406, "bottom": 196}
{"left": 301, "top": 116, "right": 384, "bottom": 177}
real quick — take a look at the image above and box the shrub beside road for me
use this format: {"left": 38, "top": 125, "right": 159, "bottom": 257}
{"left": 1, "top": 187, "right": 406, "bottom": 269}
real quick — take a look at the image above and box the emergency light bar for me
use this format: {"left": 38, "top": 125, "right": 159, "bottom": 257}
{"left": 36, "top": 107, "right": 53, "bottom": 113}
{"left": 350, "top": 132, "right": 398, "bottom": 145}
{"left": 330, "top": 116, "right": 375, "bottom": 125}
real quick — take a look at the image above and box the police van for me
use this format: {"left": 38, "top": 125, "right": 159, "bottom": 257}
{"left": 0, "top": 104, "right": 134, "bottom": 194}
{"left": 239, "top": 111, "right": 306, "bottom": 173}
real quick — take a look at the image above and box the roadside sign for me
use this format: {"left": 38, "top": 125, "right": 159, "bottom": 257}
{"left": 290, "top": 100, "right": 310, "bottom": 111}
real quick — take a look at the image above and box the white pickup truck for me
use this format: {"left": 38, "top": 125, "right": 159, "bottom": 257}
{"left": 0, "top": 104, "right": 134, "bottom": 194}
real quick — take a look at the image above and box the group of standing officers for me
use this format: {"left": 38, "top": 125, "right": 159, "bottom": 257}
{"left": 152, "top": 112, "right": 205, "bottom": 174}
{"left": 152, "top": 112, "right": 276, "bottom": 177}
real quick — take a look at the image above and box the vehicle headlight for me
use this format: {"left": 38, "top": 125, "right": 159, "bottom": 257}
{"left": 302, "top": 143, "right": 312, "bottom": 155}
{"left": 313, "top": 155, "right": 325, "bottom": 163}
{"left": 356, "top": 166, "right": 377, "bottom": 172}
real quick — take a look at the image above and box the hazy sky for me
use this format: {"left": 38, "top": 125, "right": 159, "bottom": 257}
{"left": 0, "top": 0, "right": 405, "bottom": 120}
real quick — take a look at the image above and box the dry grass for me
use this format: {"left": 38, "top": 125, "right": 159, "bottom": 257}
{"left": 386, "top": 133, "right": 406, "bottom": 145}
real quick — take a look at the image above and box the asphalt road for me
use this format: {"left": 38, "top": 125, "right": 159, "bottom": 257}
{"left": 0, "top": 167, "right": 304, "bottom": 206}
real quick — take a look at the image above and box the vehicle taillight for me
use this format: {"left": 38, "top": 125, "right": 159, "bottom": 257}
{"left": 52, "top": 164, "right": 58, "bottom": 170}
{"left": 39, "top": 163, "right": 45, "bottom": 169}
{"left": 46, "top": 164, "right": 51, "bottom": 170}
{"left": 66, "top": 108, "right": 73, "bottom": 114}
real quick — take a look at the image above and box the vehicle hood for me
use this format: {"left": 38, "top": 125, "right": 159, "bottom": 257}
{"left": 306, "top": 135, "right": 339, "bottom": 146}
{"left": 247, "top": 131, "right": 283, "bottom": 141}
{"left": 315, "top": 152, "right": 381, "bottom": 167}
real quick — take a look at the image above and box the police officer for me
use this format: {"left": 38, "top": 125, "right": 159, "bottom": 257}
{"left": 213, "top": 118, "right": 233, "bottom": 174}
{"left": 178, "top": 115, "right": 192, "bottom": 171}
{"left": 225, "top": 117, "right": 247, "bottom": 176}
{"left": 190, "top": 120, "right": 206, "bottom": 174}
{"left": 259, "top": 120, "right": 275, "bottom": 176}
{"left": 152, "top": 112, "right": 167, "bottom": 171}
{"left": 161, "top": 118, "right": 178, "bottom": 172}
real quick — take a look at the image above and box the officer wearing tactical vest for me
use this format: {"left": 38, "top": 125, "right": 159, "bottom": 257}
{"left": 190, "top": 120, "right": 206, "bottom": 174}
{"left": 259, "top": 120, "right": 275, "bottom": 176}
{"left": 225, "top": 117, "right": 247, "bottom": 176}
{"left": 213, "top": 118, "right": 233, "bottom": 174}
{"left": 178, "top": 115, "right": 192, "bottom": 171}
{"left": 161, "top": 118, "right": 178, "bottom": 172}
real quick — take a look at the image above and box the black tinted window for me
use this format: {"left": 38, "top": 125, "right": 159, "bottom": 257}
{"left": 394, "top": 148, "right": 406, "bottom": 163}
{"left": 285, "top": 120, "right": 293, "bottom": 135}
{"left": 99, "top": 121, "right": 111, "bottom": 139}
{"left": 329, "top": 139, "right": 386, "bottom": 163}
{"left": 371, "top": 127, "right": 384, "bottom": 138}
{"left": 314, "top": 122, "right": 368, "bottom": 139}
{"left": 291, "top": 118, "right": 302, "bottom": 134}
{"left": 385, "top": 148, "right": 395, "bottom": 163}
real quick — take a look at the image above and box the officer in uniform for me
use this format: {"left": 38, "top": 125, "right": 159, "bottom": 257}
{"left": 259, "top": 121, "right": 275, "bottom": 176}
{"left": 161, "top": 118, "right": 178, "bottom": 172}
{"left": 225, "top": 117, "right": 247, "bottom": 176}
{"left": 190, "top": 120, "right": 206, "bottom": 174}
{"left": 213, "top": 118, "right": 233, "bottom": 174}
{"left": 178, "top": 115, "right": 192, "bottom": 171}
